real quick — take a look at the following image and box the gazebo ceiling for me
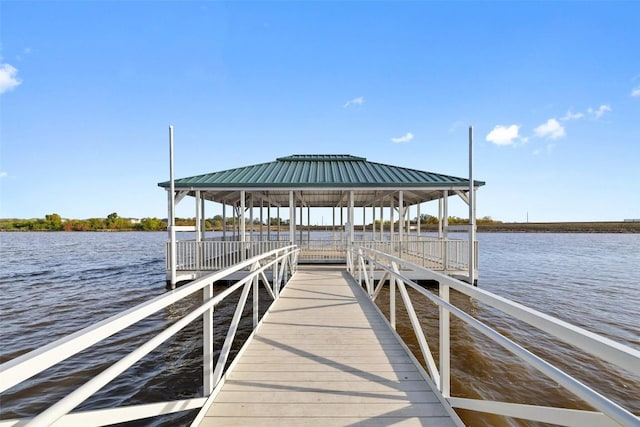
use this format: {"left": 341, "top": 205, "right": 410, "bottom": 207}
{"left": 158, "top": 154, "right": 484, "bottom": 207}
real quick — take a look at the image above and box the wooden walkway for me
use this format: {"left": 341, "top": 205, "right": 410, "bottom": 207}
{"left": 195, "top": 265, "right": 462, "bottom": 426}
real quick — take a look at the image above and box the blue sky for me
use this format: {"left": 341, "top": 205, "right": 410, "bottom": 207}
{"left": 1, "top": 1, "right": 639, "bottom": 223}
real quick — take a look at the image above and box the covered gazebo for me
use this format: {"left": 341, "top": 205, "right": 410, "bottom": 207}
{"left": 158, "top": 154, "right": 484, "bottom": 286}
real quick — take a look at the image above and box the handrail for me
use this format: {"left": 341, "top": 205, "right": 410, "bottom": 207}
{"left": 0, "top": 245, "right": 299, "bottom": 427}
{"left": 348, "top": 245, "right": 640, "bottom": 427}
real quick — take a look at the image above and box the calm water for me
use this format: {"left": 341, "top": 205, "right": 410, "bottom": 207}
{"left": 1, "top": 232, "right": 638, "bottom": 426}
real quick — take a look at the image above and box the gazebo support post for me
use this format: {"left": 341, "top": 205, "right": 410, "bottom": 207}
{"left": 240, "top": 191, "right": 246, "bottom": 260}
{"left": 289, "top": 191, "right": 295, "bottom": 246}
{"left": 195, "top": 190, "right": 201, "bottom": 270}
{"left": 349, "top": 191, "right": 355, "bottom": 246}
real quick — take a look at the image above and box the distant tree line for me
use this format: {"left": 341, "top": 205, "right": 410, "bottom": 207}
{"left": 0, "top": 212, "right": 501, "bottom": 232}
{"left": 0, "top": 213, "right": 167, "bottom": 232}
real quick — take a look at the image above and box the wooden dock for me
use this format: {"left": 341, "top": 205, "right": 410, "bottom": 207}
{"left": 195, "top": 265, "right": 462, "bottom": 426}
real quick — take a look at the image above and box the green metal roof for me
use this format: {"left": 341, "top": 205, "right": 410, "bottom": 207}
{"left": 158, "top": 154, "right": 485, "bottom": 189}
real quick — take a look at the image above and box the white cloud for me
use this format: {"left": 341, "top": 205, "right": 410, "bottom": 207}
{"left": 485, "top": 124, "right": 520, "bottom": 146}
{"left": 588, "top": 104, "right": 611, "bottom": 119}
{"left": 534, "top": 118, "right": 565, "bottom": 139}
{"left": 631, "top": 87, "right": 640, "bottom": 97}
{"left": 0, "top": 63, "right": 22, "bottom": 94}
{"left": 560, "top": 110, "right": 584, "bottom": 121}
{"left": 343, "top": 96, "right": 364, "bottom": 108}
{"left": 0, "top": 171, "right": 8, "bottom": 178}
{"left": 391, "top": 132, "right": 414, "bottom": 143}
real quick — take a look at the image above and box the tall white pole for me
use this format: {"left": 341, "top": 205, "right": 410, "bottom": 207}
{"left": 169, "top": 125, "right": 176, "bottom": 289}
{"left": 398, "top": 191, "right": 404, "bottom": 258}
{"left": 468, "top": 126, "right": 476, "bottom": 285}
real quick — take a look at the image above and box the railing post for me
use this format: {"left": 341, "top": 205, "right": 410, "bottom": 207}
{"left": 390, "top": 262, "right": 397, "bottom": 330}
{"left": 253, "top": 264, "right": 259, "bottom": 329}
{"left": 439, "top": 282, "right": 451, "bottom": 397}
{"left": 357, "top": 250, "right": 363, "bottom": 285}
{"left": 368, "top": 257, "right": 374, "bottom": 298}
{"left": 274, "top": 250, "right": 279, "bottom": 298}
{"left": 203, "top": 283, "right": 214, "bottom": 395}
{"left": 443, "top": 239, "right": 449, "bottom": 273}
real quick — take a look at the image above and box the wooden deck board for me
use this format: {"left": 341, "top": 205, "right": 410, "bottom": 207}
{"left": 195, "top": 265, "right": 462, "bottom": 426}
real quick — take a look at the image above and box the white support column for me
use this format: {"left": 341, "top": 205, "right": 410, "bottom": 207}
{"left": 332, "top": 206, "right": 336, "bottom": 242}
{"left": 195, "top": 190, "right": 202, "bottom": 242}
{"left": 372, "top": 203, "right": 376, "bottom": 240}
{"left": 340, "top": 204, "right": 344, "bottom": 243}
{"left": 443, "top": 190, "right": 449, "bottom": 239}
{"left": 277, "top": 206, "right": 280, "bottom": 241}
{"left": 438, "top": 198, "right": 443, "bottom": 239}
{"left": 232, "top": 204, "right": 237, "bottom": 241}
{"left": 349, "top": 191, "right": 355, "bottom": 244}
{"left": 390, "top": 198, "right": 395, "bottom": 241}
{"left": 443, "top": 190, "right": 449, "bottom": 271}
{"left": 379, "top": 201, "right": 384, "bottom": 241}
{"left": 195, "top": 190, "right": 202, "bottom": 271}
{"left": 167, "top": 190, "right": 176, "bottom": 288}
{"left": 307, "top": 205, "right": 310, "bottom": 245}
{"left": 289, "top": 191, "right": 295, "bottom": 246}
{"left": 299, "top": 204, "right": 303, "bottom": 246}
{"left": 267, "top": 203, "right": 271, "bottom": 240}
{"left": 249, "top": 194, "right": 254, "bottom": 243}
{"left": 240, "top": 191, "right": 246, "bottom": 261}
{"left": 362, "top": 206, "right": 366, "bottom": 235}
{"left": 222, "top": 203, "right": 227, "bottom": 241}
{"left": 399, "top": 191, "right": 404, "bottom": 258}
{"left": 260, "top": 199, "right": 264, "bottom": 241}
{"left": 168, "top": 125, "right": 176, "bottom": 289}
{"left": 201, "top": 197, "right": 206, "bottom": 241}
{"left": 417, "top": 203, "right": 421, "bottom": 236}
{"left": 468, "top": 126, "right": 476, "bottom": 285}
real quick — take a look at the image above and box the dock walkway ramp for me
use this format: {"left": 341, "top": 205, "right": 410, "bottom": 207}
{"left": 194, "top": 265, "right": 462, "bottom": 426}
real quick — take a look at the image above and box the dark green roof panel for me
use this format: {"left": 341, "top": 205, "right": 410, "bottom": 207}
{"left": 158, "top": 154, "right": 485, "bottom": 188}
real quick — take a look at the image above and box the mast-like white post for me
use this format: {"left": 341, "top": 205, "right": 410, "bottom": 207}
{"left": 398, "top": 191, "right": 404, "bottom": 258}
{"left": 168, "top": 125, "right": 176, "bottom": 289}
{"left": 443, "top": 190, "right": 448, "bottom": 272}
{"left": 468, "top": 126, "right": 476, "bottom": 285}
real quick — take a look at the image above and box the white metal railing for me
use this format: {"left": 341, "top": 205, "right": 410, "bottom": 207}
{"left": 167, "top": 237, "right": 477, "bottom": 273}
{"left": 359, "top": 237, "right": 478, "bottom": 272}
{"left": 0, "top": 245, "right": 299, "bottom": 427}
{"left": 297, "top": 239, "right": 346, "bottom": 261}
{"left": 166, "top": 240, "right": 290, "bottom": 271}
{"left": 347, "top": 245, "right": 640, "bottom": 427}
